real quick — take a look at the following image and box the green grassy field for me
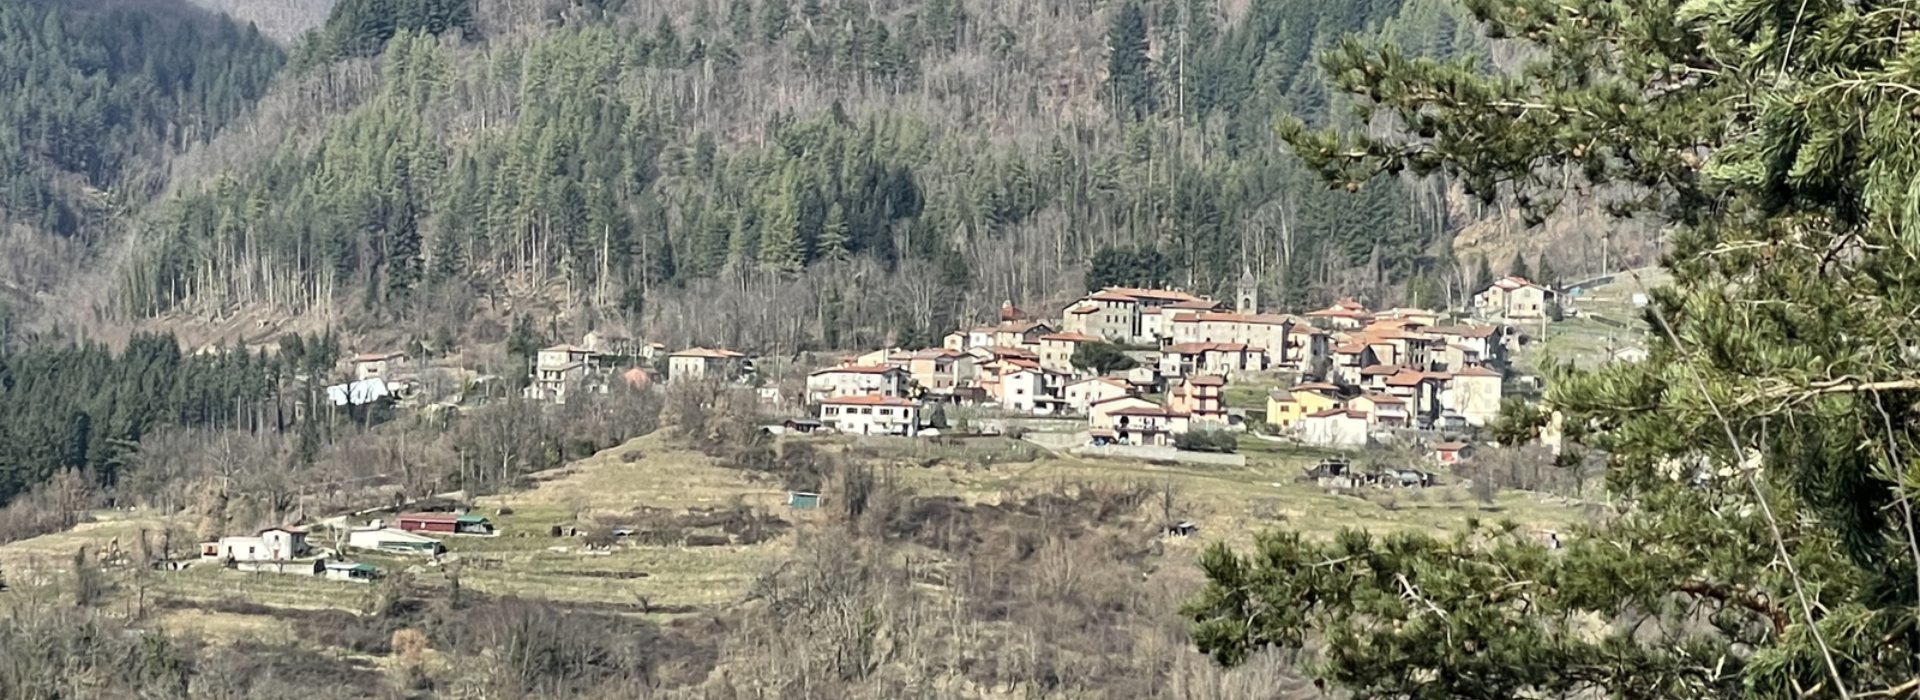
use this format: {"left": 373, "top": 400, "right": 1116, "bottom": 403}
{"left": 0, "top": 427, "right": 1595, "bottom": 635}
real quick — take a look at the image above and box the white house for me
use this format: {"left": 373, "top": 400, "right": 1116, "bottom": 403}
{"left": 668, "top": 347, "right": 750, "bottom": 382}
{"left": 1299, "top": 408, "right": 1369, "bottom": 448}
{"left": 581, "top": 330, "right": 640, "bottom": 357}
{"left": 350, "top": 352, "right": 407, "bottom": 381}
{"left": 1441, "top": 365, "right": 1504, "bottom": 426}
{"left": 214, "top": 527, "right": 310, "bottom": 562}
{"left": 820, "top": 394, "right": 923, "bottom": 436}
{"left": 1475, "top": 276, "right": 1553, "bottom": 320}
{"left": 806, "top": 365, "right": 910, "bottom": 402}
{"left": 999, "top": 368, "right": 1065, "bottom": 414}
{"left": 1062, "top": 377, "right": 1133, "bottom": 413}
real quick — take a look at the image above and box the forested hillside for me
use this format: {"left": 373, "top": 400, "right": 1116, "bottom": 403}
{"left": 65, "top": 0, "right": 1499, "bottom": 353}
{"left": 0, "top": 0, "right": 280, "bottom": 237}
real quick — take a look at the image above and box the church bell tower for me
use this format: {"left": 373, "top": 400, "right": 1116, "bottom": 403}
{"left": 1236, "top": 267, "right": 1258, "bottom": 313}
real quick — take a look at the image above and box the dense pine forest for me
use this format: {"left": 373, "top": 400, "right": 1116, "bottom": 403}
{"left": 0, "top": 0, "right": 1526, "bottom": 354}
{"left": 0, "top": 0, "right": 1510, "bottom": 507}
{"left": 0, "top": 0, "right": 280, "bottom": 237}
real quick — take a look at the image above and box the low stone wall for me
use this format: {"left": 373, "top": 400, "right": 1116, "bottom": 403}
{"left": 1070, "top": 444, "right": 1247, "bottom": 467}
{"left": 1021, "top": 431, "right": 1086, "bottom": 450}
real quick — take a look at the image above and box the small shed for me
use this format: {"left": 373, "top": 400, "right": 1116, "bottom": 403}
{"left": 1433, "top": 442, "right": 1473, "bottom": 465}
{"left": 1304, "top": 457, "right": 1350, "bottom": 480}
{"left": 1390, "top": 469, "right": 1436, "bottom": 488}
{"left": 782, "top": 418, "right": 822, "bottom": 434}
{"left": 398, "top": 513, "right": 458, "bottom": 533}
{"left": 787, "top": 492, "right": 821, "bottom": 509}
{"left": 324, "top": 561, "right": 379, "bottom": 583}
{"left": 398, "top": 512, "right": 494, "bottom": 534}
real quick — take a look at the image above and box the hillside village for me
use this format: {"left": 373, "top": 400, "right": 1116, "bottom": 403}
{"left": 325, "top": 270, "right": 1588, "bottom": 460}
{"left": 154, "top": 271, "right": 1586, "bottom": 591}
{"left": 85, "top": 270, "right": 1585, "bottom": 596}
{"left": 454, "top": 273, "right": 1574, "bottom": 449}
{"left": 776, "top": 272, "right": 1566, "bottom": 448}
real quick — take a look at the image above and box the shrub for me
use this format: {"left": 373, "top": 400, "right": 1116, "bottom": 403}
{"left": 1175, "top": 429, "right": 1238, "bottom": 454}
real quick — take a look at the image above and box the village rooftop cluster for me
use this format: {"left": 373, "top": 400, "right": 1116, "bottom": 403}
{"left": 195, "top": 274, "right": 1562, "bottom": 584}
{"left": 778, "top": 272, "right": 1555, "bottom": 449}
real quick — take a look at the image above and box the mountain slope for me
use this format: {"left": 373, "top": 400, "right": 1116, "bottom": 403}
{"left": 0, "top": 0, "right": 1647, "bottom": 353}
{"left": 183, "top": 0, "right": 337, "bottom": 41}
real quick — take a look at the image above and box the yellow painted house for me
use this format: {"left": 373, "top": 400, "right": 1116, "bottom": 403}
{"left": 1266, "top": 383, "right": 1344, "bottom": 429}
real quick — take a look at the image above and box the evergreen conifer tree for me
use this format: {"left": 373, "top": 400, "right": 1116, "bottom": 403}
{"left": 1193, "top": 0, "right": 1920, "bottom": 697}
{"left": 758, "top": 184, "right": 804, "bottom": 273}
{"left": 817, "top": 201, "right": 851, "bottom": 261}
{"left": 1105, "top": 0, "right": 1156, "bottom": 120}
{"left": 1472, "top": 253, "right": 1493, "bottom": 293}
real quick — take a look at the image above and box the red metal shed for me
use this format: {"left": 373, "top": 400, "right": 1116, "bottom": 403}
{"left": 397, "top": 513, "right": 459, "bottom": 533}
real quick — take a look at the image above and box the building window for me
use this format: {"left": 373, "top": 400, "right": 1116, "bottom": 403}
{"left": 880, "top": 409, "right": 892, "bottom": 416}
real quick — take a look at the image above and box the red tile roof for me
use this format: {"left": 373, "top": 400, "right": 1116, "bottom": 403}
{"left": 1453, "top": 365, "right": 1503, "bottom": 377}
{"left": 1165, "top": 341, "right": 1256, "bottom": 354}
{"left": 1168, "top": 311, "right": 1293, "bottom": 325}
{"left": 985, "top": 346, "right": 1038, "bottom": 360}
{"left": 1109, "top": 406, "right": 1191, "bottom": 418}
{"left": 1306, "top": 302, "right": 1373, "bottom": 318}
{"left": 811, "top": 364, "right": 905, "bottom": 376}
{"left": 1101, "top": 286, "right": 1205, "bottom": 302}
{"left": 1360, "top": 364, "right": 1400, "bottom": 376}
{"left": 1435, "top": 442, "right": 1469, "bottom": 451}
{"left": 1164, "top": 299, "right": 1224, "bottom": 310}
{"left": 1306, "top": 407, "right": 1367, "bottom": 419}
{"left": 673, "top": 347, "right": 746, "bottom": 358}
{"left": 822, "top": 394, "right": 922, "bottom": 407}
{"left": 1041, "top": 332, "right": 1103, "bottom": 342}
{"left": 1000, "top": 300, "right": 1034, "bottom": 322}
{"left": 1385, "top": 370, "right": 1429, "bottom": 387}
{"left": 1187, "top": 375, "right": 1227, "bottom": 387}
{"left": 1359, "top": 393, "right": 1405, "bottom": 404}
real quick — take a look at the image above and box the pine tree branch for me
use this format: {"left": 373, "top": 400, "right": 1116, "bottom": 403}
{"left": 1675, "top": 580, "right": 1787, "bottom": 636}
{"left": 1740, "top": 377, "right": 1920, "bottom": 409}
{"left": 1857, "top": 678, "right": 1920, "bottom": 700}
{"left": 1636, "top": 270, "right": 1854, "bottom": 700}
